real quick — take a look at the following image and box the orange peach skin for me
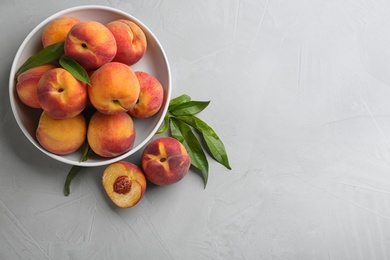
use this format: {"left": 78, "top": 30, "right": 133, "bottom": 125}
{"left": 106, "top": 19, "right": 147, "bottom": 66}
{"left": 41, "top": 17, "right": 81, "bottom": 47}
{"left": 87, "top": 111, "right": 136, "bottom": 158}
{"left": 129, "top": 71, "right": 164, "bottom": 118}
{"left": 88, "top": 62, "right": 140, "bottom": 115}
{"left": 37, "top": 68, "right": 87, "bottom": 119}
{"left": 142, "top": 137, "right": 191, "bottom": 185}
{"left": 64, "top": 21, "right": 117, "bottom": 70}
{"left": 102, "top": 161, "right": 147, "bottom": 208}
{"left": 16, "top": 64, "right": 56, "bottom": 108}
{"left": 36, "top": 111, "right": 87, "bottom": 155}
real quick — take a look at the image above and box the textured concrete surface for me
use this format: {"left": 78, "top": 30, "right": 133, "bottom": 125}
{"left": 2, "top": 0, "right": 390, "bottom": 259}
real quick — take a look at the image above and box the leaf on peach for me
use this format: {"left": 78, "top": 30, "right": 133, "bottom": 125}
{"left": 170, "top": 117, "right": 209, "bottom": 187}
{"left": 59, "top": 56, "right": 90, "bottom": 85}
{"left": 16, "top": 42, "right": 64, "bottom": 76}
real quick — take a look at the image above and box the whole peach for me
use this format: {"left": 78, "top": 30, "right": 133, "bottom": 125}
{"left": 106, "top": 19, "right": 147, "bottom": 66}
{"left": 142, "top": 137, "right": 191, "bottom": 186}
{"left": 87, "top": 111, "right": 136, "bottom": 158}
{"left": 37, "top": 68, "right": 87, "bottom": 119}
{"left": 129, "top": 71, "right": 164, "bottom": 118}
{"left": 16, "top": 64, "right": 56, "bottom": 108}
{"left": 42, "top": 17, "right": 81, "bottom": 47}
{"left": 88, "top": 62, "right": 140, "bottom": 115}
{"left": 64, "top": 21, "right": 117, "bottom": 70}
{"left": 102, "top": 161, "right": 147, "bottom": 208}
{"left": 36, "top": 111, "right": 87, "bottom": 155}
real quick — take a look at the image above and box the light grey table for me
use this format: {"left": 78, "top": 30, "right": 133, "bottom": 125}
{"left": 2, "top": 0, "right": 390, "bottom": 259}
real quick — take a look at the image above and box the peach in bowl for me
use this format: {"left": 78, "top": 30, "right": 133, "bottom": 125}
{"left": 9, "top": 5, "right": 171, "bottom": 167}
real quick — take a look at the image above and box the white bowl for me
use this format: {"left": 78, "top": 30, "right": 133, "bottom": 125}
{"left": 9, "top": 5, "right": 171, "bottom": 167}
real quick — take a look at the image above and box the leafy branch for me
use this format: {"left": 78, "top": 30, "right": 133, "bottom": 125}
{"left": 156, "top": 94, "right": 231, "bottom": 188}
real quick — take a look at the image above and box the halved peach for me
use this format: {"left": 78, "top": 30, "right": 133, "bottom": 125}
{"left": 102, "top": 161, "right": 147, "bottom": 208}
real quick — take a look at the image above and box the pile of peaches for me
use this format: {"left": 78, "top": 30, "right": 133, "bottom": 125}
{"left": 15, "top": 16, "right": 191, "bottom": 208}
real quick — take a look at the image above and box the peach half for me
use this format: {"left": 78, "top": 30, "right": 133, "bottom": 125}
{"left": 87, "top": 111, "right": 136, "bottom": 158}
{"left": 106, "top": 19, "right": 147, "bottom": 66}
{"left": 36, "top": 111, "right": 87, "bottom": 155}
{"left": 142, "top": 137, "right": 191, "bottom": 186}
{"left": 41, "top": 16, "right": 81, "bottom": 47}
{"left": 64, "top": 21, "right": 117, "bottom": 70}
{"left": 88, "top": 62, "right": 140, "bottom": 115}
{"left": 16, "top": 64, "right": 56, "bottom": 108}
{"left": 102, "top": 161, "right": 147, "bottom": 208}
{"left": 37, "top": 68, "right": 87, "bottom": 119}
{"left": 129, "top": 71, "right": 164, "bottom": 118}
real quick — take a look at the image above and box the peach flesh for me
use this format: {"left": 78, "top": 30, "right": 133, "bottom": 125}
{"left": 102, "top": 161, "right": 147, "bottom": 208}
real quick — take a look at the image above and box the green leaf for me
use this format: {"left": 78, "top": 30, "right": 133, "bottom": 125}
{"left": 170, "top": 117, "right": 209, "bottom": 187}
{"left": 168, "top": 94, "right": 191, "bottom": 110}
{"left": 16, "top": 42, "right": 64, "bottom": 76}
{"left": 170, "top": 101, "right": 210, "bottom": 116}
{"left": 63, "top": 143, "right": 90, "bottom": 196}
{"left": 176, "top": 115, "right": 231, "bottom": 170}
{"left": 59, "top": 56, "right": 90, "bottom": 85}
{"left": 63, "top": 166, "right": 83, "bottom": 196}
{"left": 80, "top": 143, "right": 90, "bottom": 162}
{"left": 155, "top": 113, "right": 170, "bottom": 135}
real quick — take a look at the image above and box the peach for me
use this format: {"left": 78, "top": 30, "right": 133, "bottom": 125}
{"left": 106, "top": 19, "right": 147, "bottom": 66}
{"left": 37, "top": 68, "right": 87, "bottom": 119}
{"left": 129, "top": 71, "right": 164, "bottom": 118}
{"left": 16, "top": 64, "right": 56, "bottom": 108}
{"left": 64, "top": 21, "right": 117, "bottom": 70}
{"left": 41, "top": 17, "right": 81, "bottom": 47}
{"left": 142, "top": 137, "right": 191, "bottom": 186}
{"left": 36, "top": 111, "right": 87, "bottom": 155}
{"left": 88, "top": 62, "right": 140, "bottom": 115}
{"left": 102, "top": 161, "right": 147, "bottom": 208}
{"left": 87, "top": 111, "right": 136, "bottom": 158}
